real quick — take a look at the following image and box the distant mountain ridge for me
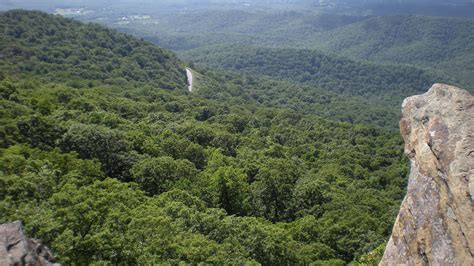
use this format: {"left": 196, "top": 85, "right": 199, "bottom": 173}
{"left": 114, "top": 11, "right": 474, "bottom": 88}
{"left": 311, "top": 15, "right": 474, "bottom": 87}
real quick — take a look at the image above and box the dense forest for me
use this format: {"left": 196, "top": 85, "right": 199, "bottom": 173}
{"left": 0, "top": 10, "right": 410, "bottom": 264}
{"left": 1, "top": 10, "right": 420, "bottom": 129}
{"left": 130, "top": 11, "right": 364, "bottom": 50}
{"left": 114, "top": 11, "right": 367, "bottom": 51}
{"left": 0, "top": 10, "right": 185, "bottom": 89}
{"left": 181, "top": 45, "right": 453, "bottom": 106}
{"left": 310, "top": 15, "right": 474, "bottom": 86}
{"left": 188, "top": 67, "right": 403, "bottom": 128}
{"left": 102, "top": 9, "right": 474, "bottom": 131}
{"left": 113, "top": 11, "right": 474, "bottom": 88}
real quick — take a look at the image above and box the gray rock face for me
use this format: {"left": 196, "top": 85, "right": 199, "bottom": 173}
{"left": 380, "top": 84, "right": 474, "bottom": 265}
{"left": 0, "top": 221, "right": 57, "bottom": 265}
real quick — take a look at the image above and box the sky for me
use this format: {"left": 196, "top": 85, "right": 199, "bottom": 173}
{"left": 1, "top": 0, "right": 473, "bottom": 14}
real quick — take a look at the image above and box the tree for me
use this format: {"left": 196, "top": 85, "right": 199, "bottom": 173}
{"left": 58, "top": 123, "right": 135, "bottom": 180}
{"left": 43, "top": 179, "right": 145, "bottom": 264}
{"left": 17, "top": 115, "right": 64, "bottom": 149}
{"left": 131, "top": 156, "right": 198, "bottom": 195}
{"left": 201, "top": 166, "right": 249, "bottom": 215}
{"left": 249, "top": 158, "right": 302, "bottom": 221}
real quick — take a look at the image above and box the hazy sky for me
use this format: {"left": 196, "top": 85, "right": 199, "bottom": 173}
{"left": 2, "top": 0, "right": 473, "bottom": 13}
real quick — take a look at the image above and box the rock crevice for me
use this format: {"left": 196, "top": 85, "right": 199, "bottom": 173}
{"left": 0, "top": 221, "right": 57, "bottom": 266}
{"left": 380, "top": 84, "right": 473, "bottom": 265}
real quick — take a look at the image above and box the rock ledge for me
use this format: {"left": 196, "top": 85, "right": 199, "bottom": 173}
{"left": 380, "top": 84, "right": 473, "bottom": 265}
{"left": 0, "top": 221, "right": 57, "bottom": 265}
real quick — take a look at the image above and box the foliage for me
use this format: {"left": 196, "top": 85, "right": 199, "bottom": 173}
{"left": 131, "top": 156, "right": 197, "bottom": 195}
{"left": 182, "top": 45, "right": 454, "bottom": 106}
{"left": 117, "top": 10, "right": 473, "bottom": 89}
{"left": 0, "top": 10, "right": 410, "bottom": 265}
{"left": 190, "top": 66, "right": 402, "bottom": 128}
{"left": 309, "top": 15, "right": 474, "bottom": 87}
{"left": 0, "top": 10, "right": 186, "bottom": 89}
{"left": 358, "top": 243, "right": 387, "bottom": 265}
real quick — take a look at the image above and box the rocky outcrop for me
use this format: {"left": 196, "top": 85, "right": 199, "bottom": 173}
{"left": 0, "top": 221, "right": 57, "bottom": 265}
{"left": 380, "top": 84, "right": 474, "bottom": 265}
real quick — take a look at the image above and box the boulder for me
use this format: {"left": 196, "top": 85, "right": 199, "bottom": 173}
{"left": 0, "top": 221, "right": 57, "bottom": 265}
{"left": 380, "top": 84, "right": 473, "bottom": 265}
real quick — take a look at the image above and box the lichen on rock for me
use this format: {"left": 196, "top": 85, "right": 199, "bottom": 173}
{"left": 0, "top": 221, "right": 58, "bottom": 266}
{"left": 380, "top": 84, "right": 474, "bottom": 265}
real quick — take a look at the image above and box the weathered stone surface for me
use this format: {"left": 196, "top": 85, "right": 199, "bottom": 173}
{"left": 0, "top": 221, "right": 57, "bottom": 266}
{"left": 380, "top": 84, "right": 474, "bottom": 265}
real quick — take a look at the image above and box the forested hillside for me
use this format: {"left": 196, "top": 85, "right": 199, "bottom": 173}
{"left": 182, "top": 45, "right": 453, "bottom": 107}
{"left": 190, "top": 67, "right": 402, "bottom": 128}
{"left": 115, "top": 11, "right": 363, "bottom": 51}
{"left": 111, "top": 10, "right": 473, "bottom": 128}
{"left": 0, "top": 10, "right": 186, "bottom": 89}
{"left": 152, "top": 10, "right": 362, "bottom": 35}
{"left": 114, "top": 11, "right": 474, "bottom": 87}
{"left": 0, "top": 11, "right": 411, "bottom": 128}
{"left": 311, "top": 15, "right": 474, "bottom": 86}
{"left": 1, "top": 10, "right": 409, "bottom": 264}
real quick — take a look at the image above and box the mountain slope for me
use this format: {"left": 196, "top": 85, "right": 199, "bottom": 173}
{"left": 0, "top": 10, "right": 186, "bottom": 89}
{"left": 182, "top": 45, "right": 455, "bottom": 106}
{"left": 114, "top": 12, "right": 474, "bottom": 87}
{"left": 1, "top": 10, "right": 408, "bottom": 264}
{"left": 190, "top": 66, "right": 403, "bottom": 128}
{"left": 113, "top": 11, "right": 364, "bottom": 51}
{"left": 312, "top": 15, "right": 474, "bottom": 86}
{"left": 151, "top": 10, "right": 362, "bottom": 36}
{"left": 0, "top": 11, "right": 415, "bottom": 128}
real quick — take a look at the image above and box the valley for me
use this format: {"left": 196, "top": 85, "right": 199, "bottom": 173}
{"left": 0, "top": 1, "right": 473, "bottom": 265}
